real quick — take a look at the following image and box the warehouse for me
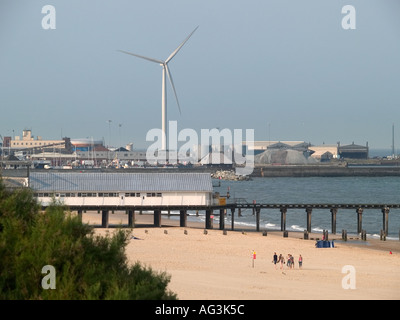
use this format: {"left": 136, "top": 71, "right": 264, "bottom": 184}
{"left": 338, "top": 142, "right": 369, "bottom": 159}
{"left": 30, "top": 172, "right": 214, "bottom": 207}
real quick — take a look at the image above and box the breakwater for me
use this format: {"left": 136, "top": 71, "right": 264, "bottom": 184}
{"left": 251, "top": 165, "right": 400, "bottom": 177}
{"left": 2, "top": 163, "right": 400, "bottom": 179}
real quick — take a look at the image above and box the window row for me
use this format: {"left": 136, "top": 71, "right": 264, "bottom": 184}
{"left": 13, "top": 142, "right": 62, "bottom": 146}
{"left": 34, "top": 192, "right": 162, "bottom": 198}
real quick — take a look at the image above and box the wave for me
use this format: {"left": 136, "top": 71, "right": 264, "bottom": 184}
{"left": 312, "top": 227, "right": 328, "bottom": 233}
{"left": 370, "top": 233, "right": 399, "bottom": 241}
{"left": 265, "top": 223, "right": 278, "bottom": 229}
{"left": 290, "top": 225, "right": 304, "bottom": 232}
{"left": 233, "top": 220, "right": 257, "bottom": 228}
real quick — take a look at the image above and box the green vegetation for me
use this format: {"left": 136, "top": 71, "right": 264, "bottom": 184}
{"left": 0, "top": 179, "right": 177, "bottom": 300}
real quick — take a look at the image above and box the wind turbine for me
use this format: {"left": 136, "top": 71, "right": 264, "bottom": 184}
{"left": 119, "top": 26, "right": 198, "bottom": 151}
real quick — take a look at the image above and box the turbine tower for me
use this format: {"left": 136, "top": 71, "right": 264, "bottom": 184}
{"left": 392, "top": 123, "right": 395, "bottom": 158}
{"left": 119, "top": 26, "right": 198, "bottom": 150}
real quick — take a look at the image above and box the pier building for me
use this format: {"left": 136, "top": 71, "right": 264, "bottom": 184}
{"left": 30, "top": 172, "right": 214, "bottom": 207}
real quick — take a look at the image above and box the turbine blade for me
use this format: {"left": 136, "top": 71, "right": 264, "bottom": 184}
{"left": 165, "top": 26, "right": 199, "bottom": 64}
{"left": 165, "top": 64, "right": 181, "bottom": 114}
{"left": 117, "top": 50, "right": 163, "bottom": 64}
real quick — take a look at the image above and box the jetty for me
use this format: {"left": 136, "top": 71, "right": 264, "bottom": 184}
{"left": 43, "top": 202, "right": 400, "bottom": 242}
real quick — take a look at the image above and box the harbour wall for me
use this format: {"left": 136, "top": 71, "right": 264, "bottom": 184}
{"left": 2, "top": 164, "right": 400, "bottom": 180}
{"left": 252, "top": 165, "right": 400, "bottom": 177}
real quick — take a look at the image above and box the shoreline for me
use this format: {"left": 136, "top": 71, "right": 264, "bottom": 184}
{"left": 81, "top": 211, "right": 400, "bottom": 254}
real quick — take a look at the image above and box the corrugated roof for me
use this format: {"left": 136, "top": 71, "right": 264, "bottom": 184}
{"left": 29, "top": 172, "right": 213, "bottom": 192}
{"left": 339, "top": 143, "right": 368, "bottom": 151}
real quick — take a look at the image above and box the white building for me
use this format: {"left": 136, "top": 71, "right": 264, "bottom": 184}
{"left": 30, "top": 172, "right": 214, "bottom": 207}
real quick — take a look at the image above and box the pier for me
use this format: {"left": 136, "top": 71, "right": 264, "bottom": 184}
{"left": 234, "top": 203, "right": 400, "bottom": 238}
{"left": 42, "top": 203, "right": 400, "bottom": 240}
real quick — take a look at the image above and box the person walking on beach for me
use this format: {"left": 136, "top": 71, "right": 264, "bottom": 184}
{"left": 298, "top": 254, "right": 303, "bottom": 269}
{"left": 278, "top": 254, "right": 285, "bottom": 270}
{"left": 287, "top": 254, "right": 292, "bottom": 269}
{"left": 273, "top": 252, "right": 278, "bottom": 269}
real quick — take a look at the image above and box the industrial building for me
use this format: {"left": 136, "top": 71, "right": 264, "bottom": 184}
{"left": 309, "top": 145, "right": 339, "bottom": 162}
{"left": 70, "top": 138, "right": 105, "bottom": 152}
{"left": 246, "top": 140, "right": 369, "bottom": 161}
{"left": 30, "top": 172, "right": 214, "bottom": 207}
{"left": 243, "top": 141, "right": 309, "bottom": 156}
{"left": 338, "top": 142, "right": 369, "bottom": 159}
{"left": 10, "top": 129, "right": 68, "bottom": 150}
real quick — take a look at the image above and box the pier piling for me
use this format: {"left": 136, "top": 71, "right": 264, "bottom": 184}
{"left": 230, "top": 208, "right": 235, "bottom": 231}
{"left": 219, "top": 209, "right": 225, "bottom": 230}
{"left": 361, "top": 230, "right": 367, "bottom": 241}
{"left": 381, "top": 207, "right": 389, "bottom": 237}
{"left": 380, "top": 230, "right": 387, "bottom": 241}
{"left": 342, "top": 229, "right": 348, "bottom": 241}
{"left": 256, "top": 207, "right": 261, "bottom": 232}
{"left": 180, "top": 210, "right": 187, "bottom": 227}
{"left": 206, "top": 209, "right": 213, "bottom": 229}
{"left": 154, "top": 209, "right": 161, "bottom": 227}
{"left": 356, "top": 208, "right": 363, "bottom": 234}
{"left": 280, "top": 207, "right": 287, "bottom": 231}
{"left": 101, "top": 210, "right": 109, "bottom": 228}
{"left": 330, "top": 208, "right": 337, "bottom": 234}
{"left": 306, "top": 208, "right": 312, "bottom": 233}
{"left": 128, "top": 210, "right": 134, "bottom": 228}
{"left": 283, "top": 230, "right": 288, "bottom": 238}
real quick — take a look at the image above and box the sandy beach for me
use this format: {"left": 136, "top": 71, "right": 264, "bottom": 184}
{"left": 83, "top": 211, "right": 400, "bottom": 300}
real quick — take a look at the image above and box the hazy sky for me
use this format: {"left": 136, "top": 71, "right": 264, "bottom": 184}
{"left": 1, "top": 0, "right": 399, "bottom": 149}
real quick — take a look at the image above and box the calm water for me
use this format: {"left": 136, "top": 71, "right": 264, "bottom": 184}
{"left": 194, "top": 176, "right": 400, "bottom": 239}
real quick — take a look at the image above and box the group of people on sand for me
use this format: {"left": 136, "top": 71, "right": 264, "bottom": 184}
{"left": 272, "top": 252, "right": 303, "bottom": 270}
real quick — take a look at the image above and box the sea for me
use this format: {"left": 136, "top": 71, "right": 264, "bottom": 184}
{"left": 186, "top": 176, "right": 400, "bottom": 240}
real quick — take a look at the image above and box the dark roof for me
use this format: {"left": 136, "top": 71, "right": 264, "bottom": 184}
{"left": 267, "top": 142, "right": 291, "bottom": 149}
{"left": 339, "top": 143, "right": 368, "bottom": 151}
